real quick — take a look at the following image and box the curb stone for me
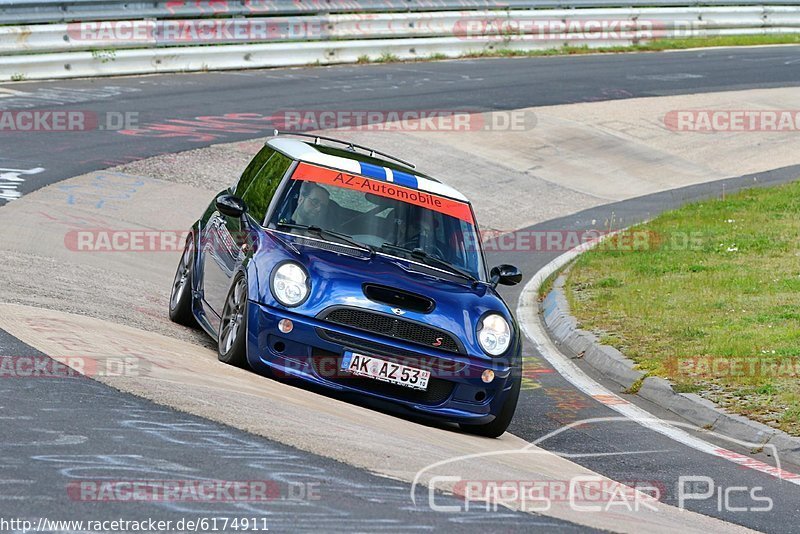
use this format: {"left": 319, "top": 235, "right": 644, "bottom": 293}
{"left": 541, "top": 270, "right": 800, "bottom": 467}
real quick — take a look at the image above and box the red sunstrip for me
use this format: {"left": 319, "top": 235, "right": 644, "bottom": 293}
{"left": 292, "top": 162, "right": 474, "bottom": 223}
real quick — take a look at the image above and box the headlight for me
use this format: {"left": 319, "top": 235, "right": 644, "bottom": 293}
{"left": 478, "top": 313, "right": 511, "bottom": 356}
{"left": 271, "top": 262, "right": 309, "bottom": 307}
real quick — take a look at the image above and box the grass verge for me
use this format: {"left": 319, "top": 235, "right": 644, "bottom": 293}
{"left": 564, "top": 180, "right": 800, "bottom": 435}
{"left": 355, "top": 34, "right": 800, "bottom": 65}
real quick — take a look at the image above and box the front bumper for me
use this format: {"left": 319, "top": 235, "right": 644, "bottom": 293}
{"left": 246, "top": 301, "right": 518, "bottom": 424}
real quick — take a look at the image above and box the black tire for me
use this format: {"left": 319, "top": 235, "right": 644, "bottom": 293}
{"left": 169, "top": 232, "right": 197, "bottom": 327}
{"left": 217, "top": 274, "right": 249, "bottom": 368}
{"left": 460, "top": 373, "right": 521, "bottom": 438}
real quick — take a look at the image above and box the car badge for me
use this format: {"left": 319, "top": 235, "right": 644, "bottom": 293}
{"left": 391, "top": 308, "right": 405, "bottom": 316}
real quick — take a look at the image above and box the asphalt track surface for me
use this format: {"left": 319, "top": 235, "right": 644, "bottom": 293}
{"left": 3, "top": 46, "right": 800, "bottom": 199}
{"left": 2, "top": 47, "right": 800, "bottom": 532}
{"left": 0, "top": 329, "right": 578, "bottom": 532}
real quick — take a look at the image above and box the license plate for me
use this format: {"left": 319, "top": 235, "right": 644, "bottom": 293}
{"left": 342, "top": 352, "right": 430, "bottom": 391}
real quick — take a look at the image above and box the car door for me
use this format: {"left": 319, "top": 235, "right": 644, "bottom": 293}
{"left": 201, "top": 147, "right": 293, "bottom": 323}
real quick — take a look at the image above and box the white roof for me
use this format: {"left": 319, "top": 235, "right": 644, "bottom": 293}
{"left": 268, "top": 137, "right": 469, "bottom": 202}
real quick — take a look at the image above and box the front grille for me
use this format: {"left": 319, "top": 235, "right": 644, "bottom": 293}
{"left": 317, "top": 329, "right": 463, "bottom": 373}
{"left": 311, "top": 348, "right": 455, "bottom": 406}
{"left": 320, "top": 307, "right": 461, "bottom": 353}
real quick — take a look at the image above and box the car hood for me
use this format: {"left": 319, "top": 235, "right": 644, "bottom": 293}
{"left": 251, "top": 231, "right": 516, "bottom": 359}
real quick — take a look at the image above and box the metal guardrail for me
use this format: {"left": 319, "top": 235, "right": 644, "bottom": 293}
{"left": 2, "top": 0, "right": 800, "bottom": 24}
{"left": 4, "top": 7, "right": 799, "bottom": 55}
{"left": 0, "top": 3, "right": 798, "bottom": 81}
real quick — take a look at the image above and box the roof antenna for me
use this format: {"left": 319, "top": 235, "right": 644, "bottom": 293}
{"left": 270, "top": 130, "right": 416, "bottom": 169}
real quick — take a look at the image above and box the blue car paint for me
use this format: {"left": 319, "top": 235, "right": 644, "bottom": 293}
{"left": 189, "top": 222, "right": 522, "bottom": 426}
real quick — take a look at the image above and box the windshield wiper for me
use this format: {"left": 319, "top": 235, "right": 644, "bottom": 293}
{"left": 276, "top": 222, "right": 374, "bottom": 256}
{"left": 379, "top": 243, "right": 478, "bottom": 284}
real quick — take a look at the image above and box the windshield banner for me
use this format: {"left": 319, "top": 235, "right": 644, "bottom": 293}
{"left": 292, "top": 162, "right": 474, "bottom": 223}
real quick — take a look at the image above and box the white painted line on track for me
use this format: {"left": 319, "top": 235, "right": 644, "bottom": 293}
{"left": 516, "top": 238, "right": 800, "bottom": 485}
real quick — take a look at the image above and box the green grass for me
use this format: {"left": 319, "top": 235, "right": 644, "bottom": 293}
{"left": 460, "top": 34, "right": 800, "bottom": 58}
{"left": 564, "top": 180, "right": 800, "bottom": 435}
{"left": 376, "top": 52, "right": 400, "bottom": 63}
{"left": 628, "top": 33, "right": 800, "bottom": 51}
{"left": 352, "top": 34, "right": 800, "bottom": 66}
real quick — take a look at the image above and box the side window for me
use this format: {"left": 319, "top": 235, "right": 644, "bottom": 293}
{"left": 241, "top": 152, "right": 293, "bottom": 224}
{"left": 234, "top": 146, "right": 275, "bottom": 196}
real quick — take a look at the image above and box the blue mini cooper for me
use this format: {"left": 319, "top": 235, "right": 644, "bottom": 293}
{"left": 169, "top": 132, "right": 523, "bottom": 437}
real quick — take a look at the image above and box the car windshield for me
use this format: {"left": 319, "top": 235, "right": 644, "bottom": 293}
{"left": 268, "top": 162, "right": 485, "bottom": 281}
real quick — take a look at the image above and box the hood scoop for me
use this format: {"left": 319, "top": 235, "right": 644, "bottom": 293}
{"left": 363, "top": 284, "right": 435, "bottom": 314}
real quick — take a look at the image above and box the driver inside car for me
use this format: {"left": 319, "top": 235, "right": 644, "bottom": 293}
{"left": 292, "top": 182, "right": 331, "bottom": 227}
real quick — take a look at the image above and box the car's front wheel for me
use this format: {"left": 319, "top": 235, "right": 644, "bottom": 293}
{"left": 218, "top": 273, "right": 249, "bottom": 368}
{"left": 460, "top": 373, "right": 521, "bottom": 438}
{"left": 169, "top": 232, "right": 197, "bottom": 327}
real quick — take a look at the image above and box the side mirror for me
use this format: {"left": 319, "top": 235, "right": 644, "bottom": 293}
{"left": 216, "top": 194, "right": 247, "bottom": 218}
{"left": 490, "top": 264, "right": 522, "bottom": 287}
